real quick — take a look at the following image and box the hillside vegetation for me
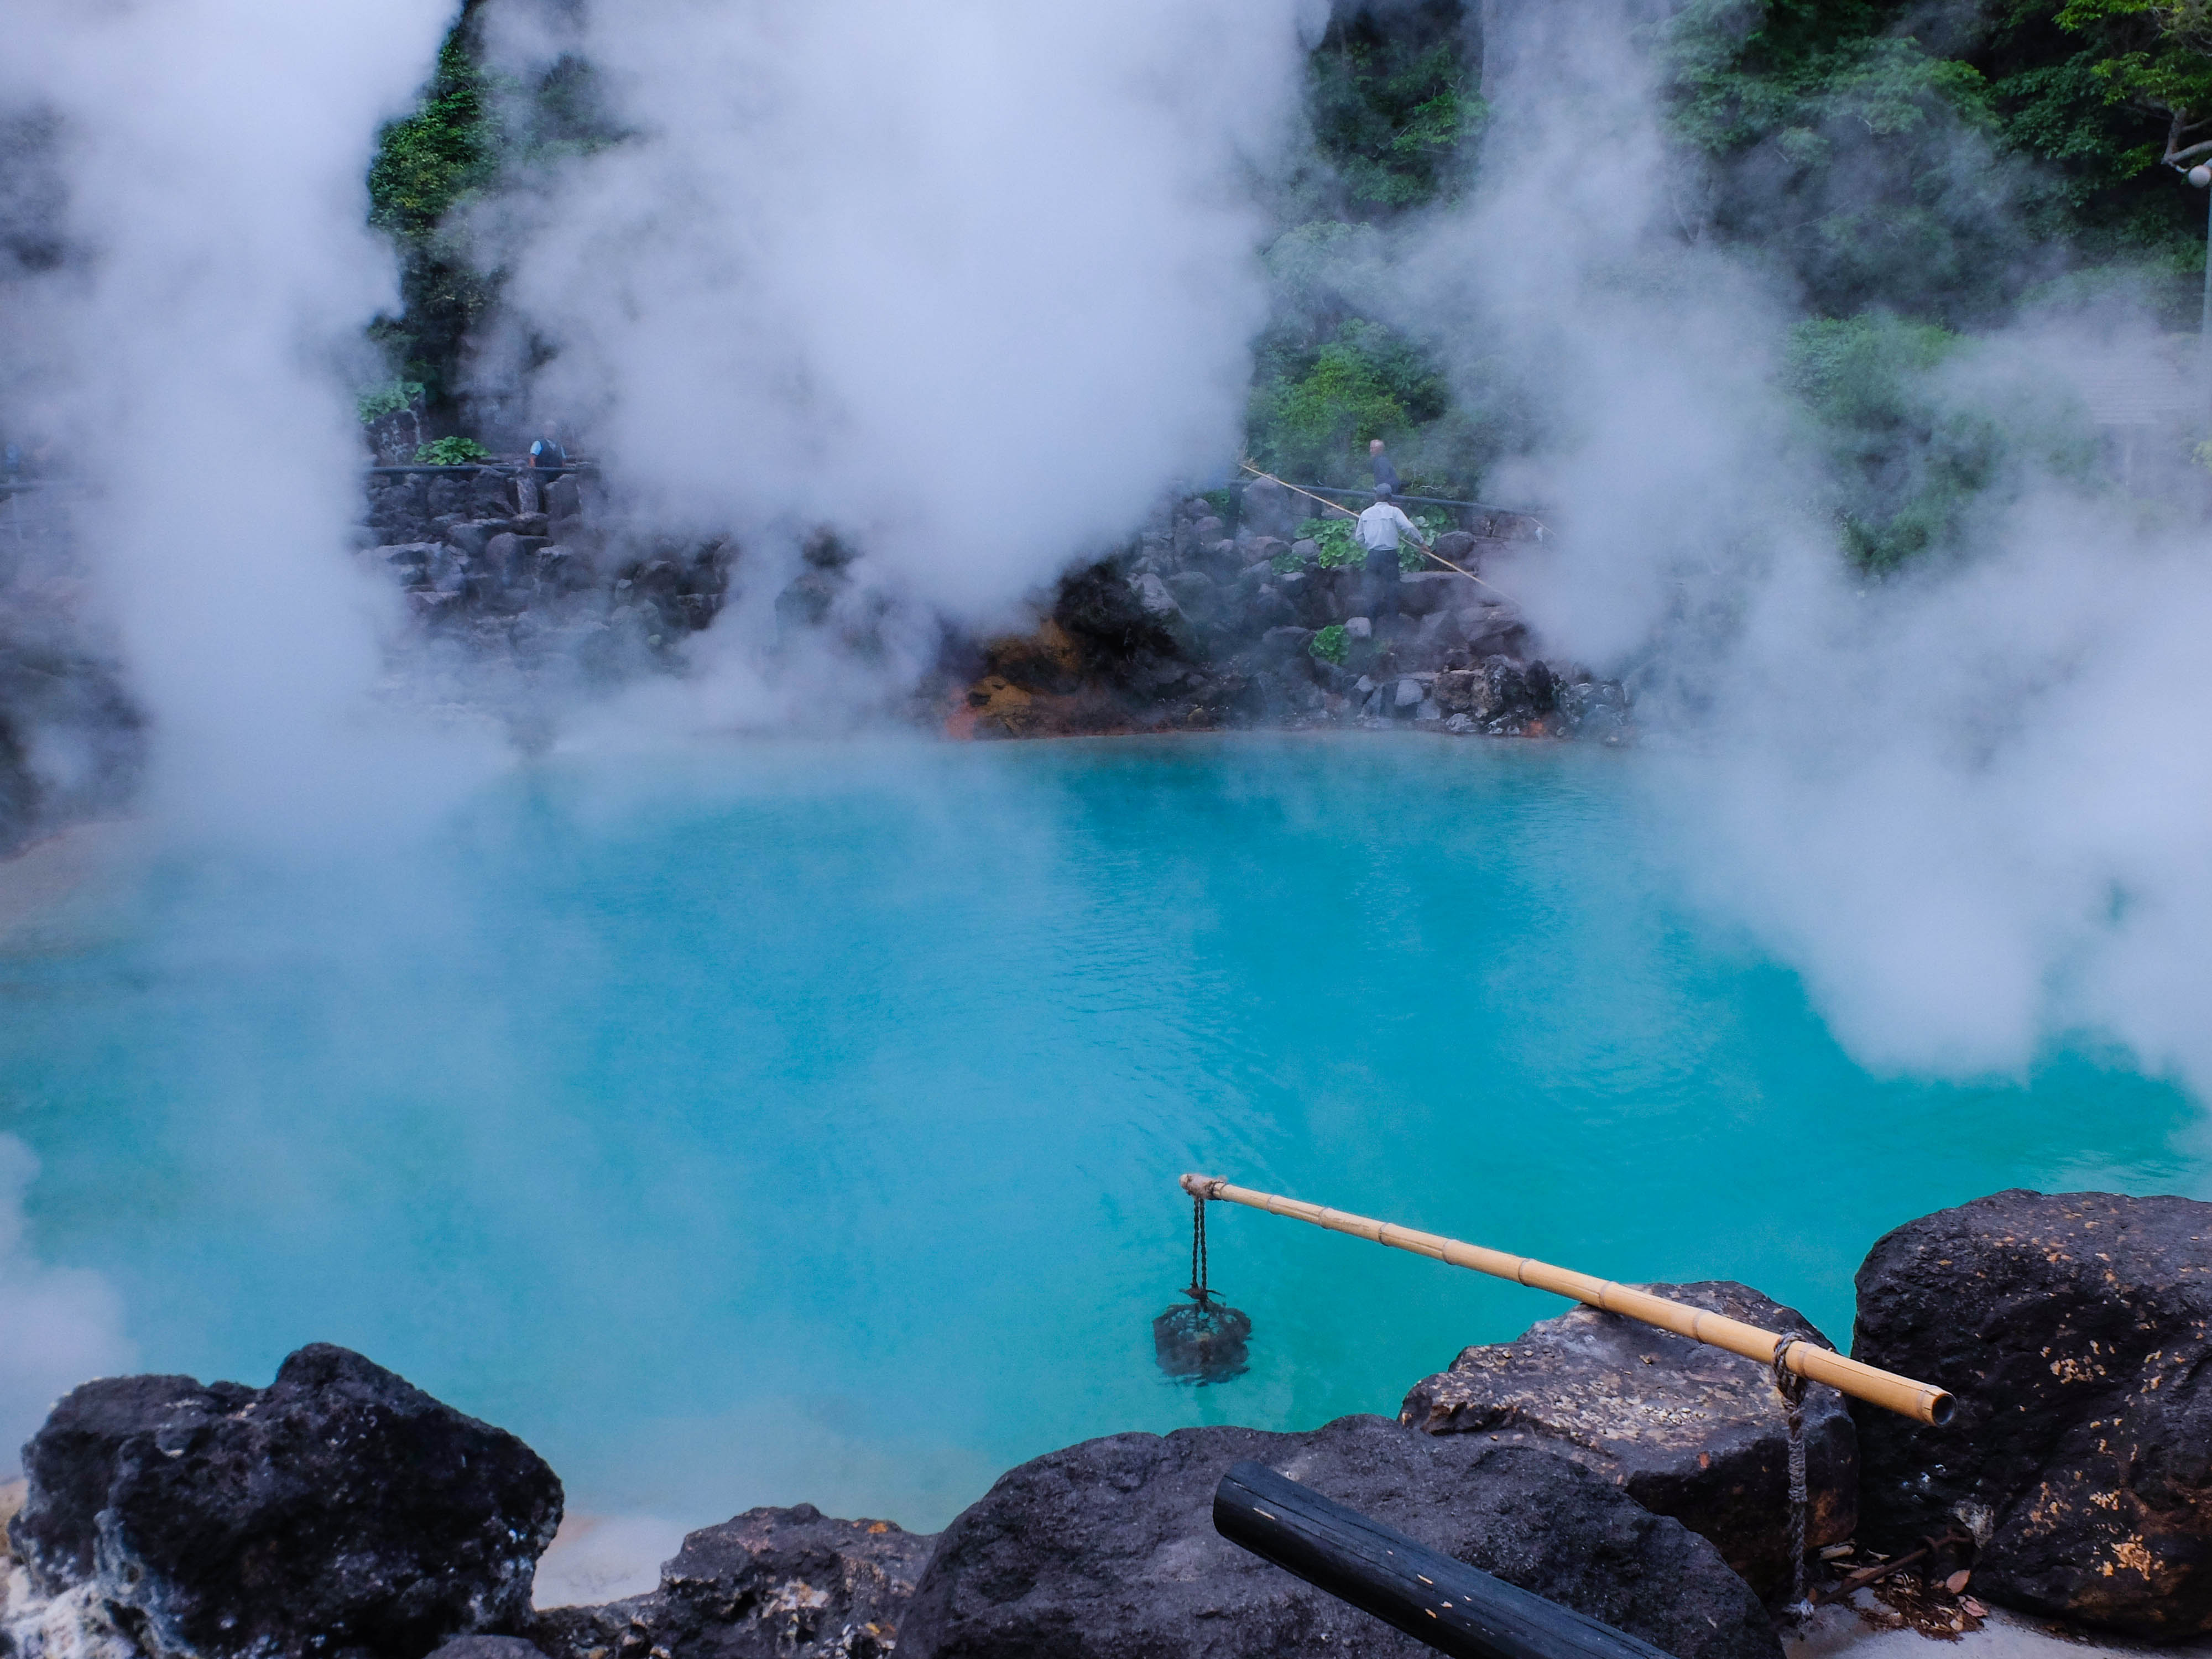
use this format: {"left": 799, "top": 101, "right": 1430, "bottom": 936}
{"left": 366, "top": 0, "right": 2212, "bottom": 567}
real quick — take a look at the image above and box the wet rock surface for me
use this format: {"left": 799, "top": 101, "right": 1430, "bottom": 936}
{"left": 945, "top": 486, "right": 1623, "bottom": 742}
{"left": 1400, "top": 1281, "right": 1854, "bottom": 1601}
{"left": 1852, "top": 1188, "right": 2212, "bottom": 1638}
{"left": 5, "top": 1344, "right": 562, "bottom": 1659}
{"left": 898, "top": 1414, "right": 1778, "bottom": 1659}
{"left": 533, "top": 1507, "right": 933, "bottom": 1659}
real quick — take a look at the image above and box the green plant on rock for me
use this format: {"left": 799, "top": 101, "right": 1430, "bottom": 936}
{"left": 356, "top": 381, "right": 426, "bottom": 424}
{"left": 1296, "top": 516, "right": 1365, "bottom": 568}
{"left": 1401, "top": 511, "right": 1452, "bottom": 570}
{"left": 1310, "top": 623, "right": 1350, "bottom": 665}
{"left": 415, "top": 436, "right": 491, "bottom": 466}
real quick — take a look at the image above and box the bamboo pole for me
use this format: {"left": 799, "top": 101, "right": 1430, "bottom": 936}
{"left": 1179, "top": 1173, "right": 1953, "bottom": 1426}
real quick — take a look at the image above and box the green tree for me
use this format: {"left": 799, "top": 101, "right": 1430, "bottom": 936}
{"left": 2054, "top": 0, "right": 2212, "bottom": 166}
{"left": 1663, "top": 0, "right": 2203, "bottom": 319}
{"left": 1248, "top": 319, "right": 1453, "bottom": 483}
{"left": 366, "top": 6, "right": 496, "bottom": 422}
{"left": 1300, "top": 1, "right": 1485, "bottom": 216}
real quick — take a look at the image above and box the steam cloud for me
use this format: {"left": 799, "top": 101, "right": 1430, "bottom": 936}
{"left": 478, "top": 0, "right": 1322, "bottom": 625}
{"left": 2, "top": 0, "right": 488, "bottom": 839}
{"left": 0, "top": 1135, "right": 131, "bottom": 1475}
{"left": 1401, "top": 0, "right": 2212, "bottom": 1099}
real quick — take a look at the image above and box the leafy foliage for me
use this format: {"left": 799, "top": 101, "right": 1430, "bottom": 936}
{"left": 415, "top": 436, "right": 492, "bottom": 466}
{"left": 1310, "top": 623, "right": 1350, "bottom": 664}
{"left": 355, "top": 381, "right": 426, "bottom": 424}
{"left": 1248, "top": 319, "right": 1454, "bottom": 484}
{"left": 369, "top": 28, "right": 493, "bottom": 239}
{"left": 366, "top": 6, "right": 496, "bottom": 419}
{"left": 1308, "top": 3, "right": 1486, "bottom": 213}
{"left": 2056, "top": 0, "right": 2212, "bottom": 138}
{"left": 1663, "top": 0, "right": 2204, "bottom": 318}
{"left": 364, "top": 4, "right": 627, "bottom": 429}
{"left": 1293, "top": 515, "right": 1366, "bottom": 568}
{"left": 1784, "top": 312, "right": 2099, "bottom": 571}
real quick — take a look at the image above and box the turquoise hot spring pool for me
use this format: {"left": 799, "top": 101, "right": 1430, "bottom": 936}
{"left": 0, "top": 734, "right": 2199, "bottom": 1533}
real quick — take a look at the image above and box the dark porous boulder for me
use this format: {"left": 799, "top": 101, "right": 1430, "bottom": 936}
{"left": 8, "top": 1343, "right": 562, "bottom": 1659}
{"left": 1853, "top": 1190, "right": 2212, "bottom": 1637}
{"left": 1053, "top": 559, "right": 1179, "bottom": 658}
{"left": 1400, "top": 1282, "right": 1853, "bottom": 1601}
{"left": 898, "top": 1415, "right": 1777, "bottom": 1659}
{"left": 1397, "top": 571, "right": 1473, "bottom": 618}
{"left": 1459, "top": 607, "right": 1529, "bottom": 659}
{"left": 1433, "top": 529, "right": 1478, "bottom": 566}
{"left": 444, "top": 519, "right": 512, "bottom": 561}
{"left": 534, "top": 1506, "right": 932, "bottom": 1659}
{"left": 1241, "top": 476, "right": 1299, "bottom": 540}
{"left": 1164, "top": 569, "right": 1219, "bottom": 624}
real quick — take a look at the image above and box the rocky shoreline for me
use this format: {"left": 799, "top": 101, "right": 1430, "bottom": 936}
{"left": 0, "top": 469, "right": 1620, "bottom": 859}
{"left": 353, "top": 468, "right": 1627, "bottom": 747}
{"left": 6, "top": 1190, "right": 2209, "bottom": 1659}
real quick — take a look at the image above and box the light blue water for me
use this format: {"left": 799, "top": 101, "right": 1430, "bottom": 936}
{"left": 1, "top": 734, "right": 2201, "bottom": 1530}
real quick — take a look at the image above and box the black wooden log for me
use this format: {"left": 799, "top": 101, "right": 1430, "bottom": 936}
{"left": 1213, "top": 1461, "right": 1676, "bottom": 1659}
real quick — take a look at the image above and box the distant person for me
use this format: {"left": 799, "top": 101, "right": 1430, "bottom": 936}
{"left": 521, "top": 422, "right": 567, "bottom": 514}
{"left": 1369, "top": 437, "right": 1402, "bottom": 496}
{"left": 1355, "top": 486, "right": 1428, "bottom": 620}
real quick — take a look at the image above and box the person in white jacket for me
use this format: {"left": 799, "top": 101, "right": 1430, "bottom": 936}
{"left": 1354, "top": 486, "right": 1428, "bottom": 620}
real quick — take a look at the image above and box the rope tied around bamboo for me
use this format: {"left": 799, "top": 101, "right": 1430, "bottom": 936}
{"left": 1769, "top": 1342, "right": 1813, "bottom": 1617}
{"left": 1177, "top": 1172, "right": 1953, "bottom": 1426}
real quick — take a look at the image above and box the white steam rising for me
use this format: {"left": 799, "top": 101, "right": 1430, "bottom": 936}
{"left": 480, "top": 0, "right": 1321, "bottom": 622}
{"left": 2, "top": 0, "right": 485, "bottom": 838}
{"left": 1414, "top": 0, "right": 2212, "bottom": 1097}
{"left": 0, "top": 1135, "right": 130, "bottom": 1474}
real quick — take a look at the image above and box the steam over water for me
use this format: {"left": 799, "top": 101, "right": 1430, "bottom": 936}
{"left": 2, "top": 738, "right": 2198, "bottom": 1522}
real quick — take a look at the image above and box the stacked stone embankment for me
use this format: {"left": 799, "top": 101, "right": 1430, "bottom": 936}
{"left": 359, "top": 467, "right": 732, "bottom": 672}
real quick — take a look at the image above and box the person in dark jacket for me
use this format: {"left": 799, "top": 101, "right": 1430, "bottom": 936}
{"left": 521, "top": 423, "right": 567, "bottom": 514}
{"left": 1369, "top": 437, "right": 1401, "bottom": 495}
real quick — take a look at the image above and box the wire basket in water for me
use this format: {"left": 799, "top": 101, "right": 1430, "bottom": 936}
{"left": 1154, "top": 1296, "right": 1252, "bottom": 1383}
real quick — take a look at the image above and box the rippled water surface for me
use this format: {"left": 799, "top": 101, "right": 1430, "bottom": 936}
{"left": 2, "top": 734, "right": 2199, "bottom": 1528}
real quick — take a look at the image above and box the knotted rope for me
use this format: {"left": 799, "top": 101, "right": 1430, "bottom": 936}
{"left": 1188, "top": 1193, "right": 1213, "bottom": 1307}
{"left": 1771, "top": 1340, "right": 1812, "bottom": 1616}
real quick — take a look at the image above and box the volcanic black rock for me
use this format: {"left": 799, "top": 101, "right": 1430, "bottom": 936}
{"left": 897, "top": 1415, "right": 1777, "bottom": 1659}
{"left": 1399, "top": 1281, "right": 1854, "bottom": 1601}
{"left": 426, "top": 1641, "right": 549, "bottom": 1659}
{"left": 1853, "top": 1189, "right": 2212, "bottom": 1637}
{"left": 7, "top": 1343, "right": 562, "bottom": 1659}
{"left": 533, "top": 1506, "right": 933, "bottom": 1659}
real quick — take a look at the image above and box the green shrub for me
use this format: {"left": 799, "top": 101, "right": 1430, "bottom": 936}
{"left": 415, "top": 436, "right": 491, "bottom": 466}
{"left": 1784, "top": 313, "right": 2096, "bottom": 573}
{"left": 1310, "top": 623, "right": 1349, "bottom": 665}
{"left": 356, "top": 381, "right": 426, "bottom": 424}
